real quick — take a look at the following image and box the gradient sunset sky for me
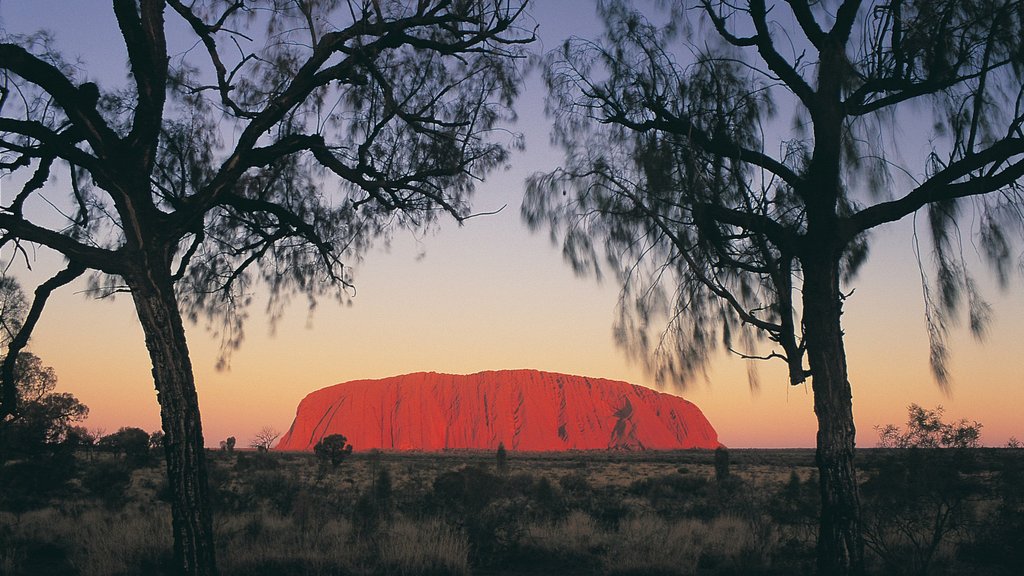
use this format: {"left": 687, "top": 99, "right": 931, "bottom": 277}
{"left": 2, "top": 1, "right": 1022, "bottom": 449}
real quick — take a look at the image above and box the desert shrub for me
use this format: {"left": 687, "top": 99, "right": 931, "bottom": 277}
{"left": 558, "top": 471, "right": 591, "bottom": 498}
{"left": 861, "top": 450, "right": 983, "bottom": 575}
{"left": 504, "top": 468, "right": 532, "bottom": 486}
{"left": 535, "top": 510, "right": 605, "bottom": 554}
{"left": 531, "top": 475, "right": 564, "bottom": 518}
{"left": 496, "top": 442, "right": 508, "bottom": 475}
{"left": 353, "top": 492, "right": 384, "bottom": 539}
{"left": 348, "top": 462, "right": 396, "bottom": 537}
{"left": 431, "top": 465, "right": 504, "bottom": 516}
{"left": 374, "top": 466, "right": 393, "bottom": 512}
{"left": 291, "top": 490, "right": 332, "bottom": 539}
{"left": 80, "top": 460, "right": 132, "bottom": 509}
{"left": 768, "top": 470, "right": 818, "bottom": 563}
{"left": 314, "top": 434, "right": 353, "bottom": 469}
{"left": 0, "top": 452, "right": 77, "bottom": 513}
{"left": 234, "top": 450, "right": 279, "bottom": 472}
{"left": 628, "top": 472, "right": 711, "bottom": 519}
{"left": 245, "top": 470, "right": 300, "bottom": 515}
{"left": 714, "top": 446, "right": 731, "bottom": 483}
{"left": 576, "top": 487, "right": 627, "bottom": 530}
{"left": 955, "top": 454, "right": 1024, "bottom": 575}
{"left": 205, "top": 458, "right": 242, "bottom": 511}
{"left": 468, "top": 496, "right": 531, "bottom": 564}
{"left": 427, "top": 465, "right": 538, "bottom": 564}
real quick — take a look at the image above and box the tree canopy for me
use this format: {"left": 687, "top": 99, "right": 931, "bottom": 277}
{"left": 525, "top": 0, "right": 1024, "bottom": 387}
{"left": 524, "top": 1, "right": 1023, "bottom": 573}
{"left": 1, "top": 2, "right": 534, "bottom": 574}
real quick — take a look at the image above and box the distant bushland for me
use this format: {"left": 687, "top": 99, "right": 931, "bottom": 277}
{"left": 1, "top": 447, "right": 1020, "bottom": 575}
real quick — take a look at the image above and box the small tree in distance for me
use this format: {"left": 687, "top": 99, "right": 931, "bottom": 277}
{"left": 876, "top": 404, "right": 983, "bottom": 449}
{"left": 250, "top": 426, "right": 281, "bottom": 453}
{"left": 496, "top": 441, "right": 509, "bottom": 474}
{"left": 314, "top": 434, "right": 354, "bottom": 469}
{"left": 865, "top": 404, "right": 984, "bottom": 573}
{"left": 99, "top": 427, "right": 153, "bottom": 467}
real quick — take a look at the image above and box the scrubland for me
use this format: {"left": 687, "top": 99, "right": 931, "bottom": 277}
{"left": 1, "top": 448, "right": 1021, "bottom": 575}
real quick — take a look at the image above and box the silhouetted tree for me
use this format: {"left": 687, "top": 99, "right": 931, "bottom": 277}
{"left": 250, "top": 426, "right": 281, "bottom": 452}
{"left": 150, "top": 430, "right": 165, "bottom": 452}
{"left": 876, "top": 404, "right": 983, "bottom": 449}
{"left": 100, "top": 426, "right": 153, "bottom": 467}
{"left": 525, "top": 2, "right": 1024, "bottom": 574}
{"left": 0, "top": 279, "right": 88, "bottom": 461}
{"left": 1, "top": 2, "right": 533, "bottom": 573}
{"left": 714, "top": 446, "right": 730, "bottom": 484}
{"left": 496, "top": 441, "right": 509, "bottom": 474}
{"left": 314, "top": 433, "right": 354, "bottom": 468}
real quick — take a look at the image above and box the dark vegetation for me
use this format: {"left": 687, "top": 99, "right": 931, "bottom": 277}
{"left": 0, "top": 3, "right": 533, "bottom": 573}
{"left": 525, "top": 2, "right": 1024, "bottom": 573}
{"left": 1, "top": 446, "right": 1021, "bottom": 576}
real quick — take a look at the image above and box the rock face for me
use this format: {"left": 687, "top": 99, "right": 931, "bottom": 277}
{"left": 276, "top": 369, "right": 721, "bottom": 451}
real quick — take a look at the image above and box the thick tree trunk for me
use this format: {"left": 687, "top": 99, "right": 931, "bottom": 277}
{"left": 128, "top": 267, "right": 218, "bottom": 576}
{"left": 802, "top": 254, "right": 865, "bottom": 576}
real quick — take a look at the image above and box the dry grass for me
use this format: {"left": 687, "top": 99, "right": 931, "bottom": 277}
{"left": 2, "top": 448, "right": 1017, "bottom": 575}
{"left": 378, "top": 517, "right": 470, "bottom": 576}
{"left": 527, "top": 511, "right": 759, "bottom": 575}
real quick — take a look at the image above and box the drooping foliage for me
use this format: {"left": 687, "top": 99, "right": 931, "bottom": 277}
{"left": 524, "top": 0, "right": 1024, "bottom": 388}
{"left": 1, "top": 2, "right": 534, "bottom": 573}
{"left": 525, "top": 1, "right": 1024, "bottom": 573}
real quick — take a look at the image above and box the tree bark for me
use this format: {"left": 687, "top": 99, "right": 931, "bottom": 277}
{"left": 802, "top": 253, "right": 865, "bottom": 576}
{"left": 127, "top": 264, "right": 218, "bottom": 576}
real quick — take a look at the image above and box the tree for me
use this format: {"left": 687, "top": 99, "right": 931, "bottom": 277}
{"left": 1, "top": 2, "right": 533, "bottom": 574}
{"left": 0, "top": 279, "right": 88, "bottom": 461}
{"left": 250, "top": 425, "right": 281, "bottom": 452}
{"left": 875, "top": 404, "right": 983, "bottom": 449}
{"left": 524, "top": 2, "right": 1023, "bottom": 574}
{"left": 496, "top": 441, "right": 508, "bottom": 474}
{"left": 314, "top": 433, "right": 354, "bottom": 468}
{"left": 150, "top": 430, "right": 166, "bottom": 451}
{"left": 866, "top": 405, "right": 984, "bottom": 574}
{"left": 99, "top": 426, "right": 154, "bottom": 466}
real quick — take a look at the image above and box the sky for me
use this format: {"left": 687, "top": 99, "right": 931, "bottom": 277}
{"left": 1, "top": 1, "right": 1022, "bottom": 449}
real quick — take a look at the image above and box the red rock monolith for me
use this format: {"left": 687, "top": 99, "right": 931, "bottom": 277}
{"left": 276, "top": 369, "right": 721, "bottom": 451}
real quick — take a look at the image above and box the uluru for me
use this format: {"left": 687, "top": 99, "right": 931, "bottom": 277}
{"left": 277, "top": 370, "right": 721, "bottom": 451}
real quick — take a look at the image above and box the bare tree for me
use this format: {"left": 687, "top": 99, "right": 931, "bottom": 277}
{"left": 1, "top": 1, "right": 533, "bottom": 573}
{"left": 250, "top": 426, "right": 281, "bottom": 452}
{"left": 525, "top": 1, "right": 1023, "bottom": 574}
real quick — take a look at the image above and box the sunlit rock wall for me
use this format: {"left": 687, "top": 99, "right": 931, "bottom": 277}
{"left": 277, "top": 369, "right": 721, "bottom": 451}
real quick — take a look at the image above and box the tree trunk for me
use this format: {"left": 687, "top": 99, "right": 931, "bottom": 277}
{"left": 128, "top": 266, "right": 218, "bottom": 576}
{"left": 802, "top": 254, "right": 865, "bottom": 576}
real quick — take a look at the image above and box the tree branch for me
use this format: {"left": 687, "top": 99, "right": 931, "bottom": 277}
{"left": 749, "top": 0, "right": 817, "bottom": 108}
{"left": 0, "top": 213, "right": 122, "bottom": 273}
{"left": 0, "top": 44, "right": 121, "bottom": 156}
{"left": 1, "top": 262, "right": 85, "bottom": 418}
{"left": 113, "top": 0, "right": 169, "bottom": 171}
{"left": 844, "top": 139, "right": 1024, "bottom": 236}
